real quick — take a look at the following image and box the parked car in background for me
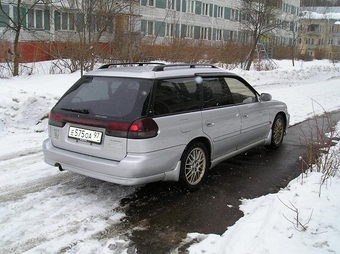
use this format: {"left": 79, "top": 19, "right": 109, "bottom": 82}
{"left": 43, "top": 63, "right": 289, "bottom": 190}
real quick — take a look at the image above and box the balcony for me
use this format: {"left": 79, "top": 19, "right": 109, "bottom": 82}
{"left": 307, "top": 31, "right": 320, "bottom": 36}
{"left": 307, "top": 44, "right": 317, "bottom": 49}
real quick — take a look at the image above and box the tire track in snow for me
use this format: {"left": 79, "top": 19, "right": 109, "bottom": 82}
{"left": 0, "top": 149, "right": 84, "bottom": 202}
{"left": 0, "top": 170, "right": 82, "bottom": 203}
{"left": 0, "top": 151, "right": 136, "bottom": 253}
{"left": 0, "top": 147, "right": 42, "bottom": 161}
{"left": 0, "top": 180, "right": 135, "bottom": 254}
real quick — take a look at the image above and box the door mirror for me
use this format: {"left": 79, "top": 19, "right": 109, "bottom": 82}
{"left": 260, "top": 93, "right": 272, "bottom": 101}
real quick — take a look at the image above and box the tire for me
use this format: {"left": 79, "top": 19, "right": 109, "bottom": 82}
{"left": 268, "top": 114, "right": 285, "bottom": 149}
{"left": 180, "top": 142, "right": 209, "bottom": 190}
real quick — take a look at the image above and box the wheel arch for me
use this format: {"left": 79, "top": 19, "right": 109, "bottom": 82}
{"left": 276, "top": 111, "right": 288, "bottom": 132}
{"left": 184, "top": 136, "right": 212, "bottom": 168}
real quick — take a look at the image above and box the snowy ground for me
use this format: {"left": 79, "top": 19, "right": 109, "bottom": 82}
{"left": 188, "top": 125, "right": 340, "bottom": 254}
{"left": 0, "top": 60, "right": 340, "bottom": 253}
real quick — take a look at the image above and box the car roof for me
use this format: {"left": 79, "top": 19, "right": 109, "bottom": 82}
{"left": 85, "top": 63, "right": 237, "bottom": 79}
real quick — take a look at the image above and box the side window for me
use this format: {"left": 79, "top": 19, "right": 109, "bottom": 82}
{"left": 225, "top": 77, "right": 257, "bottom": 104}
{"left": 153, "top": 78, "right": 200, "bottom": 116}
{"left": 202, "top": 77, "right": 233, "bottom": 109}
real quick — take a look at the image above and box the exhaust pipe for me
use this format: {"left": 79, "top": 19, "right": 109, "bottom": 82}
{"left": 55, "top": 163, "right": 64, "bottom": 171}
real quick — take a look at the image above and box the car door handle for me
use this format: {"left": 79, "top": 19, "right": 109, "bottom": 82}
{"left": 205, "top": 121, "right": 215, "bottom": 127}
{"left": 243, "top": 114, "right": 249, "bottom": 119}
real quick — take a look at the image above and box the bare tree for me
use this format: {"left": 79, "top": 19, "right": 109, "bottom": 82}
{"left": 240, "top": 0, "right": 283, "bottom": 70}
{"left": 52, "top": 0, "right": 140, "bottom": 76}
{"left": 0, "top": 0, "right": 41, "bottom": 76}
{"left": 105, "top": 0, "right": 142, "bottom": 63}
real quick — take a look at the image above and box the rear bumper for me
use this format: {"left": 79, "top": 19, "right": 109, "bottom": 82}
{"left": 42, "top": 138, "right": 182, "bottom": 186}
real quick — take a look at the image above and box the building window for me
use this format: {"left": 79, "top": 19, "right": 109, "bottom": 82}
{"left": 56, "top": 12, "right": 75, "bottom": 31}
{"left": 186, "top": 25, "right": 194, "bottom": 38}
{"left": 187, "top": 0, "right": 195, "bottom": 13}
{"left": 229, "top": 30, "right": 234, "bottom": 41}
{"left": 216, "top": 6, "right": 223, "bottom": 18}
{"left": 283, "top": 3, "right": 290, "bottom": 13}
{"left": 28, "top": 9, "right": 43, "bottom": 29}
{"left": 167, "top": 0, "right": 175, "bottom": 10}
{"left": 69, "top": 13, "right": 75, "bottom": 30}
{"left": 61, "top": 12, "right": 68, "bottom": 30}
{"left": 308, "top": 24, "right": 319, "bottom": 32}
{"left": 145, "top": 21, "right": 154, "bottom": 35}
{"left": 202, "top": 3, "right": 209, "bottom": 16}
{"left": 216, "top": 29, "right": 223, "bottom": 40}
{"left": 200, "top": 27, "right": 208, "bottom": 40}
{"left": 147, "top": 0, "right": 155, "bottom": 6}
{"left": 231, "top": 9, "right": 236, "bottom": 20}
{"left": 36, "top": 10, "right": 43, "bottom": 29}
{"left": 328, "top": 38, "right": 333, "bottom": 45}
{"left": 28, "top": 9, "right": 34, "bottom": 28}
{"left": 305, "top": 38, "right": 314, "bottom": 45}
{"left": 166, "top": 23, "right": 174, "bottom": 37}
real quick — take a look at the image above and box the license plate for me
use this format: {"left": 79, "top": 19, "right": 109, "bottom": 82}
{"left": 68, "top": 127, "right": 103, "bottom": 144}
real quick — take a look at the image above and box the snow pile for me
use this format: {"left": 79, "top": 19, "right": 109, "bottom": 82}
{"left": 301, "top": 10, "right": 340, "bottom": 20}
{"left": 189, "top": 122, "right": 340, "bottom": 253}
{"left": 0, "top": 72, "right": 80, "bottom": 161}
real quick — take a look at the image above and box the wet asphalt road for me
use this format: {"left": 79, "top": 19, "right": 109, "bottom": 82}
{"left": 121, "top": 110, "right": 340, "bottom": 254}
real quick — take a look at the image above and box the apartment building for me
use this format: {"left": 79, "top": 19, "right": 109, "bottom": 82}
{"left": 0, "top": 0, "right": 300, "bottom": 62}
{"left": 140, "top": 0, "right": 242, "bottom": 43}
{"left": 298, "top": 7, "right": 340, "bottom": 60}
{"left": 140, "top": 0, "right": 300, "bottom": 45}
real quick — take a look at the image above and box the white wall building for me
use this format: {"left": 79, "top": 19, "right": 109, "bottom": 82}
{"left": 139, "top": 0, "right": 301, "bottom": 45}
{"left": 0, "top": 0, "right": 301, "bottom": 62}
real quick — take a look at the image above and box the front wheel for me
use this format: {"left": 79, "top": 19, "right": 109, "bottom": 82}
{"left": 268, "top": 114, "right": 285, "bottom": 149}
{"left": 180, "top": 142, "right": 209, "bottom": 190}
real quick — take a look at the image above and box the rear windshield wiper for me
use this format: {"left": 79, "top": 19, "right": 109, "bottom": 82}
{"left": 61, "top": 108, "right": 90, "bottom": 114}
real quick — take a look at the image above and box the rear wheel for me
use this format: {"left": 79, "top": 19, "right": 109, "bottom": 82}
{"left": 268, "top": 114, "right": 285, "bottom": 149}
{"left": 180, "top": 142, "right": 209, "bottom": 190}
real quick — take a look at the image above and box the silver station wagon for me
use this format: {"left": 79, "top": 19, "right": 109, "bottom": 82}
{"left": 43, "top": 63, "right": 289, "bottom": 190}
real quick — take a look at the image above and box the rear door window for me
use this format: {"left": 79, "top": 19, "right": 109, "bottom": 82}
{"left": 153, "top": 77, "right": 200, "bottom": 116}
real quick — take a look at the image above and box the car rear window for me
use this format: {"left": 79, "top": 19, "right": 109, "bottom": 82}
{"left": 55, "top": 76, "right": 153, "bottom": 122}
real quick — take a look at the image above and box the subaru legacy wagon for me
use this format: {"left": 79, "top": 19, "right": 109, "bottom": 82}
{"left": 43, "top": 63, "right": 289, "bottom": 190}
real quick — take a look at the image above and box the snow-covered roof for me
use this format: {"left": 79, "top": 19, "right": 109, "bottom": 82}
{"left": 301, "top": 6, "right": 340, "bottom": 20}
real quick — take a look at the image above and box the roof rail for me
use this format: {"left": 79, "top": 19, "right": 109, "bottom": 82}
{"left": 98, "top": 62, "right": 165, "bottom": 69}
{"left": 152, "top": 63, "right": 218, "bottom": 71}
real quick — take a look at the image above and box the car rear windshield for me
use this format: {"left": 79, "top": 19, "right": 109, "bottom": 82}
{"left": 54, "top": 76, "right": 153, "bottom": 122}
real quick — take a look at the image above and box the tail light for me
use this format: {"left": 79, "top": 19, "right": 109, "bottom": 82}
{"left": 49, "top": 112, "right": 66, "bottom": 127}
{"left": 49, "top": 111, "right": 158, "bottom": 139}
{"left": 128, "top": 118, "right": 159, "bottom": 139}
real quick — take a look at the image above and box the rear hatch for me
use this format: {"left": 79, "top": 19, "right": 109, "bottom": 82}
{"left": 48, "top": 76, "right": 153, "bottom": 161}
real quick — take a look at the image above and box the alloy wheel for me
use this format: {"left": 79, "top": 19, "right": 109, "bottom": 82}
{"left": 184, "top": 147, "right": 207, "bottom": 185}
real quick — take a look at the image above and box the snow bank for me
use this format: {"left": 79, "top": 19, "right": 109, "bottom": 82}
{"left": 188, "top": 121, "right": 340, "bottom": 254}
